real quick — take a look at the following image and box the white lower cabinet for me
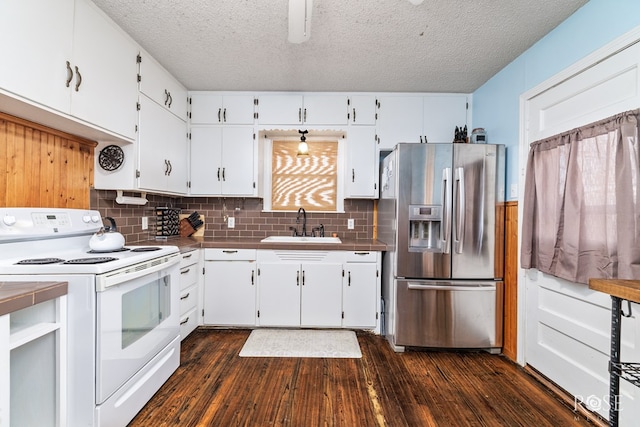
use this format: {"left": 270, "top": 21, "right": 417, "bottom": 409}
{"left": 1, "top": 295, "right": 67, "bottom": 427}
{"left": 343, "top": 251, "right": 380, "bottom": 329}
{"left": 179, "top": 249, "right": 201, "bottom": 339}
{"left": 203, "top": 249, "right": 257, "bottom": 326}
{"left": 202, "top": 248, "right": 380, "bottom": 331}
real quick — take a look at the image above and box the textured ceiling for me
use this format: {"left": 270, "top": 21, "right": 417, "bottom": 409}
{"left": 91, "top": 0, "right": 588, "bottom": 93}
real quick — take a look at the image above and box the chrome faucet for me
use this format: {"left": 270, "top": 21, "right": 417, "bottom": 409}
{"left": 296, "top": 207, "right": 307, "bottom": 237}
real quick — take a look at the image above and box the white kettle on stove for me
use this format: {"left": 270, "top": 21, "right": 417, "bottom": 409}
{"left": 89, "top": 216, "right": 125, "bottom": 252}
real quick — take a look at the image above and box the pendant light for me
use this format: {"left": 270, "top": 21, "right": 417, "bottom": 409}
{"left": 288, "top": 0, "right": 313, "bottom": 43}
{"left": 297, "top": 130, "right": 309, "bottom": 156}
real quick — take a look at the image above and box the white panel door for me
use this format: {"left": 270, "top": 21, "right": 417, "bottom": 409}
{"left": 345, "top": 126, "right": 378, "bottom": 198}
{"left": 523, "top": 39, "right": 640, "bottom": 422}
{"left": 257, "top": 94, "right": 303, "bottom": 125}
{"left": 343, "top": 262, "right": 378, "bottom": 328}
{"left": 189, "top": 126, "right": 223, "bottom": 195}
{"left": 303, "top": 95, "right": 349, "bottom": 125}
{"left": 220, "top": 127, "right": 255, "bottom": 195}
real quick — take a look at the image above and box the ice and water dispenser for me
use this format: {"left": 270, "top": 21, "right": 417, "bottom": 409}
{"left": 408, "top": 204, "right": 442, "bottom": 252}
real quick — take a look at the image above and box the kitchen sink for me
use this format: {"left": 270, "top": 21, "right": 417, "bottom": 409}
{"left": 260, "top": 236, "right": 342, "bottom": 244}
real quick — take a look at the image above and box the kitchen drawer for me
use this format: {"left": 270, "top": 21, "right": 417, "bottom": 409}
{"left": 179, "top": 263, "right": 199, "bottom": 291}
{"left": 179, "top": 307, "right": 198, "bottom": 340}
{"left": 179, "top": 283, "right": 198, "bottom": 314}
{"left": 344, "top": 251, "right": 378, "bottom": 263}
{"left": 204, "top": 248, "right": 256, "bottom": 261}
{"left": 179, "top": 249, "right": 200, "bottom": 268}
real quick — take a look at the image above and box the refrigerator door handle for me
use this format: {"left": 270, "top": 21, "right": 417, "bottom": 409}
{"left": 454, "top": 166, "right": 465, "bottom": 254}
{"left": 407, "top": 282, "right": 495, "bottom": 291}
{"left": 442, "top": 167, "right": 452, "bottom": 254}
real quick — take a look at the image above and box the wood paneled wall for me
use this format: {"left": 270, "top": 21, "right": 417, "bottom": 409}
{"left": 503, "top": 201, "right": 519, "bottom": 361}
{"left": 0, "top": 112, "right": 96, "bottom": 209}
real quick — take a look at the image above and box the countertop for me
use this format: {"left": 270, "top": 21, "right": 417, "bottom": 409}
{"left": 136, "top": 236, "right": 387, "bottom": 253}
{"left": 0, "top": 281, "right": 68, "bottom": 316}
{"left": 589, "top": 279, "right": 640, "bottom": 304}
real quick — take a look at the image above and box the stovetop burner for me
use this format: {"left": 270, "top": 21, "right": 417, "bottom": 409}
{"left": 63, "top": 257, "right": 118, "bottom": 265}
{"left": 87, "top": 248, "right": 131, "bottom": 254}
{"left": 130, "top": 247, "right": 162, "bottom": 252}
{"left": 15, "top": 258, "right": 65, "bottom": 265}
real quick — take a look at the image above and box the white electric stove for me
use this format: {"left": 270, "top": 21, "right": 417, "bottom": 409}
{"left": 0, "top": 208, "right": 181, "bottom": 427}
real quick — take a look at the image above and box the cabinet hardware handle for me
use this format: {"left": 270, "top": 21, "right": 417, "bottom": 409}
{"left": 304, "top": 108, "right": 307, "bottom": 122}
{"left": 180, "top": 317, "right": 189, "bottom": 325}
{"left": 222, "top": 250, "right": 238, "bottom": 254}
{"left": 222, "top": 168, "right": 226, "bottom": 181}
{"left": 167, "top": 160, "right": 172, "bottom": 175}
{"left": 164, "top": 89, "right": 169, "bottom": 106}
{"left": 352, "top": 168, "right": 355, "bottom": 183}
{"left": 180, "top": 293, "right": 190, "bottom": 300}
{"left": 302, "top": 270, "right": 305, "bottom": 286}
{"left": 251, "top": 270, "right": 254, "bottom": 285}
{"left": 183, "top": 253, "right": 193, "bottom": 259}
{"left": 164, "top": 159, "right": 169, "bottom": 175}
{"left": 218, "top": 108, "right": 222, "bottom": 122}
{"left": 348, "top": 271, "right": 351, "bottom": 286}
{"left": 355, "top": 252, "right": 370, "bottom": 255}
{"left": 168, "top": 92, "right": 173, "bottom": 108}
{"left": 223, "top": 108, "right": 227, "bottom": 122}
{"left": 217, "top": 167, "right": 221, "bottom": 181}
{"left": 298, "top": 108, "right": 302, "bottom": 122}
{"left": 296, "top": 271, "right": 300, "bottom": 286}
{"left": 74, "top": 66, "right": 82, "bottom": 91}
{"left": 181, "top": 268, "right": 190, "bottom": 274}
{"left": 353, "top": 108, "right": 356, "bottom": 123}
{"left": 65, "top": 61, "right": 73, "bottom": 87}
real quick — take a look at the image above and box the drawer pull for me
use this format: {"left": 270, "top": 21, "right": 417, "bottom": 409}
{"left": 223, "top": 250, "right": 238, "bottom": 254}
{"left": 183, "top": 253, "right": 193, "bottom": 259}
{"left": 355, "top": 252, "right": 370, "bottom": 255}
{"left": 181, "top": 268, "right": 190, "bottom": 274}
{"left": 180, "top": 317, "right": 189, "bottom": 325}
{"left": 180, "top": 293, "right": 190, "bottom": 300}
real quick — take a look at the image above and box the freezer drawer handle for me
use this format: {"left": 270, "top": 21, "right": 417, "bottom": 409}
{"left": 407, "top": 282, "right": 494, "bottom": 291}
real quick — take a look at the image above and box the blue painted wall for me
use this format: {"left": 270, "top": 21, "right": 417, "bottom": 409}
{"left": 472, "top": 0, "right": 640, "bottom": 200}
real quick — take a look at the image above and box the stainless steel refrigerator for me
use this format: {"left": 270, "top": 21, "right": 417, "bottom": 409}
{"left": 379, "top": 143, "right": 505, "bottom": 351}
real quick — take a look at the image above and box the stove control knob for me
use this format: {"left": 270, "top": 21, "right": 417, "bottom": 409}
{"left": 82, "top": 215, "right": 92, "bottom": 223}
{"left": 3, "top": 215, "right": 16, "bottom": 226}
{"left": 91, "top": 215, "right": 101, "bottom": 223}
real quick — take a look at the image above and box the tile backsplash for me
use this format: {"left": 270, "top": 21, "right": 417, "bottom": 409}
{"left": 91, "top": 189, "right": 375, "bottom": 243}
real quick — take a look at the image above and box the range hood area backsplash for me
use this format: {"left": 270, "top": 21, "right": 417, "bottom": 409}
{"left": 91, "top": 189, "right": 374, "bottom": 243}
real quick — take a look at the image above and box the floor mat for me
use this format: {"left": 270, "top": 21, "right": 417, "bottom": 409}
{"left": 239, "top": 329, "right": 362, "bottom": 358}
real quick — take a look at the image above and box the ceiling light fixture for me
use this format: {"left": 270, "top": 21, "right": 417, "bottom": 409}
{"left": 288, "top": 0, "right": 313, "bottom": 43}
{"left": 297, "top": 130, "right": 309, "bottom": 156}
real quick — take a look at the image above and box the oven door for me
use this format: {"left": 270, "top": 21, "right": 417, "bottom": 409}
{"left": 95, "top": 254, "right": 180, "bottom": 404}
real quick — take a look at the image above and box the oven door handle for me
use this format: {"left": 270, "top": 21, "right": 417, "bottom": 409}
{"left": 95, "top": 254, "right": 180, "bottom": 291}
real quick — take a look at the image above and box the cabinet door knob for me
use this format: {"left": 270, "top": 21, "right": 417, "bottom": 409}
{"left": 65, "top": 61, "right": 73, "bottom": 87}
{"left": 74, "top": 66, "right": 82, "bottom": 91}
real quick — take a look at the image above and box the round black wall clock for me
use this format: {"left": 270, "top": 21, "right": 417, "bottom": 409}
{"left": 98, "top": 145, "right": 124, "bottom": 171}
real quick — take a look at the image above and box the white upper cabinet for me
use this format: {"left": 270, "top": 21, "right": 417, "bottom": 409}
{"left": 189, "top": 126, "right": 256, "bottom": 196}
{"left": 71, "top": 0, "right": 138, "bottom": 140}
{"left": 348, "top": 95, "right": 377, "bottom": 125}
{"left": 0, "top": 0, "right": 74, "bottom": 113}
{"left": 190, "top": 92, "right": 255, "bottom": 125}
{"left": 138, "top": 94, "right": 188, "bottom": 194}
{"left": 376, "top": 95, "right": 423, "bottom": 149}
{"left": 345, "top": 126, "right": 378, "bottom": 198}
{"left": 138, "top": 51, "right": 188, "bottom": 121}
{"left": 0, "top": 0, "right": 138, "bottom": 141}
{"left": 257, "top": 94, "right": 348, "bottom": 125}
{"left": 422, "top": 95, "right": 468, "bottom": 143}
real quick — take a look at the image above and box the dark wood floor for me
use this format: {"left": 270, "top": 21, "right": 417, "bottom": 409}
{"left": 129, "top": 329, "right": 593, "bottom": 426}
